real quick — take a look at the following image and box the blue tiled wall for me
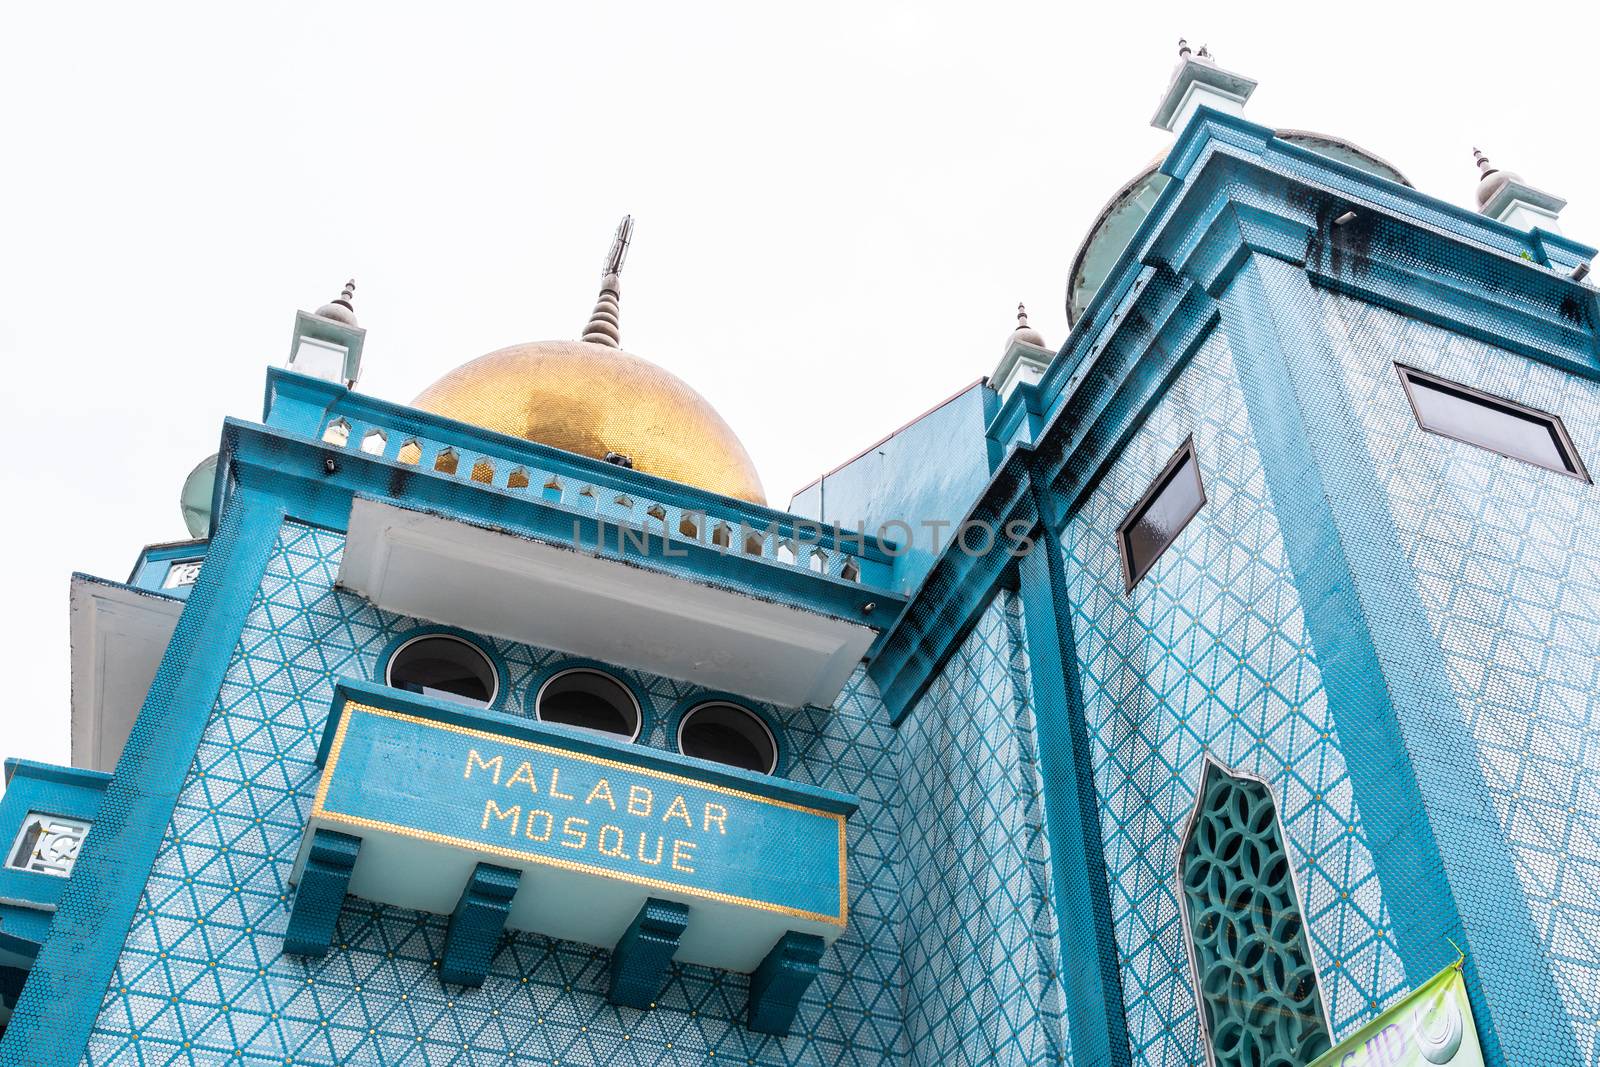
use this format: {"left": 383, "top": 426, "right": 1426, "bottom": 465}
{"left": 1315, "top": 290, "right": 1600, "bottom": 1061}
{"left": 1056, "top": 330, "right": 1409, "bottom": 1065}
{"left": 891, "top": 592, "right": 1070, "bottom": 1067}
{"left": 81, "top": 522, "right": 910, "bottom": 1066}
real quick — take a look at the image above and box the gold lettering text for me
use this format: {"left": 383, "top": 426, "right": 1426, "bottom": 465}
{"left": 505, "top": 761, "right": 539, "bottom": 794}
{"left": 703, "top": 803, "right": 728, "bottom": 834}
{"left": 671, "top": 839, "right": 697, "bottom": 873}
{"left": 561, "top": 816, "right": 588, "bottom": 850}
{"left": 597, "top": 824, "right": 626, "bottom": 857}
{"left": 664, "top": 795, "right": 693, "bottom": 829}
{"left": 465, "top": 750, "right": 503, "bottom": 784}
{"left": 585, "top": 779, "right": 616, "bottom": 810}
{"left": 482, "top": 799, "right": 520, "bottom": 835}
{"left": 627, "top": 785, "right": 653, "bottom": 818}
{"left": 524, "top": 809, "right": 553, "bottom": 842}
{"left": 550, "top": 767, "right": 575, "bottom": 801}
{"left": 636, "top": 832, "right": 664, "bottom": 865}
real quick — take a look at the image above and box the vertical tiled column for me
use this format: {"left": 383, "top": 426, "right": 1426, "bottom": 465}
{"left": 0, "top": 487, "right": 289, "bottom": 1067}
{"left": 1218, "top": 252, "right": 1578, "bottom": 1067}
{"left": 1016, "top": 469, "right": 1134, "bottom": 1067}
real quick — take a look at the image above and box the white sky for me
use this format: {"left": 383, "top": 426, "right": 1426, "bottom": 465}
{"left": 2, "top": 1, "right": 1596, "bottom": 768}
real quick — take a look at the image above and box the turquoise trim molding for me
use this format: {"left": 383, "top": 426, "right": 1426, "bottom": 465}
{"left": 607, "top": 898, "right": 689, "bottom": 1009}
{"left": 283, "top": 829, "right": 362, "bottom": 958}
{"left": 1016, "top": 481, "right": 1134, "bottom": 1067}
{"left": 0, "top": 476, "right": 288, "bottom": 1066}
{"left": 746, "top": 931, "right": 825, "bottom": 1036}
{"left": 439, "top": 863, "right": 521, "bottom": 987}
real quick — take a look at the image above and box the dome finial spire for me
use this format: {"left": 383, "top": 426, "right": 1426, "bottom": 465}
{"left": 1009, "top": 301, "right": 1047, "bottom": 349}
{"left": 315, "top": 278, "right": 358, "bottom": 326}
{"left": 583, "top": 216, "right": 632, "bottom": 348}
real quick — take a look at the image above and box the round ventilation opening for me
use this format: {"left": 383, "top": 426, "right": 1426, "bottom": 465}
{"left": 677, "top": 702, "right": 777, "bottom": 774}
{"left": 536, "top": 669, "right": 642, "bottom": 739}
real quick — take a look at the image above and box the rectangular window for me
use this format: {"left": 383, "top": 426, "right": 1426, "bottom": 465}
{"left": 1396, "top": 364, "right": 1589, "bottom": 481}
{"left": 1118, "top": 436, "right": 1206, "bottom": 592}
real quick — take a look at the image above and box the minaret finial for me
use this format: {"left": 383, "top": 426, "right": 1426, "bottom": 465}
{"left": 1177, "top": 37, "right": 1191, "bottom": 58}
{"left": 315, "top": 278, "right": 358, "bottom": 326}
{"left": 582, "top": 217, "right": 631, "bottom": 348}
{"left": 1008, "top": 301, "right": 1046, "bottom": 350}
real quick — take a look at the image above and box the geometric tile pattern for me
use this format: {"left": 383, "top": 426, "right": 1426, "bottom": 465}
{"left": 1318, "top": 291, "right": 1600, "bottom": 1063}
{"left": 893, "top": 592, "right": 1070, "bottom": 1066}
{"left": 1059, "top": 330, "right": 1409, "bottom": 1066}
{"left": 81, "top": 521, "right": 918, "bottom": 1066}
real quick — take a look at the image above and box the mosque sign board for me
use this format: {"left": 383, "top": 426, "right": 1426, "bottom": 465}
{"left": 293, "top": 680, "right": 855, "bottom": 973}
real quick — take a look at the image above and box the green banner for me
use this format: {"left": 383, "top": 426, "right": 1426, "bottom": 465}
{"left": 1310, "top": 963, "right": 1484, "bottom": 1067}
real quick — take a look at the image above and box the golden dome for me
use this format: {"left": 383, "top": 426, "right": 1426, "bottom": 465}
{"left": 412, "top": 339, "right": 767, "bottom": 505}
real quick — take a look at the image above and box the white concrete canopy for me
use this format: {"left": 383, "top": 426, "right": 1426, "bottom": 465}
{"left": 337, "top": 498, "right": 877, "bottom": 708}
{"left": 70, "top": 577, "right": 184, "bottom": 772}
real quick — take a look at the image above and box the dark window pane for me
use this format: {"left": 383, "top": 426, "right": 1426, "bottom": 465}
{"left": 1401, "top": 368, "right": 1584, "bottom": 478}
{"left": 1119, "top": 441, "right": 1206, "bottom": 590}
{"left": 538, "top": 670, "right": 639, "bottom": 738}
{"left": 679, "top": 703, "right": 776, "bottom": 774}
{"left": 387, "top": 636, "right": 496, "bottom": 707}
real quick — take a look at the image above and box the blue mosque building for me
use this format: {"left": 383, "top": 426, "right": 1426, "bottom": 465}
{"left": 1, "top": 42, "right": 1597, "bottom": 1066}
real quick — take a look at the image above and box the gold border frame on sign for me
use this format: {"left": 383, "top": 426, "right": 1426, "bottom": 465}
{"left": 312, "top": 702, "right": 849, "bottom": 926}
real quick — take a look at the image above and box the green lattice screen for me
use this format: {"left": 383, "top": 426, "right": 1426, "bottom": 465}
{"left": 1180, "top": 763, "right": 1333, "bottom": 1067}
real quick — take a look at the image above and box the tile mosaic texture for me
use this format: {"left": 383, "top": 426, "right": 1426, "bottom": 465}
{"left": 1318, "top": 291, "right": 1600, "bottom": 1061}
{"left": 892, "top": 593, "right": 1070, "bottom": 1067}
{"left": 78, "top": 523, "right": 1072, "bottom": 1065}
{"left": 81, "top": 522, "right": 912, "bottom": 1066}
{"left": 1059, "top": 330, "right": 1409, "bottom": 1066}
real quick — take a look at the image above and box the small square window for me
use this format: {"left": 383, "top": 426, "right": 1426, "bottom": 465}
{"left": 1118, "top": 437, "right": 1206, "bottom": 592}
{"left": 8, "top": 812, "right": 91, "bottom": 877}
{"left": 162, "top": 559, "right": 203, "bottom": 589}
{"left": 1396, "top": 364, "right": 1589, "bottom": 482}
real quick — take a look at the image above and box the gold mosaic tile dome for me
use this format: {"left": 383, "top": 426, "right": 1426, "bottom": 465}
{"left": 412, "top": 339, "right": 767, "bottom": 504}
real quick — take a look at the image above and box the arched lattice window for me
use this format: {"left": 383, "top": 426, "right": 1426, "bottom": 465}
{"left": 1178, "top": 758, "right": 1332, "bottom": 1067}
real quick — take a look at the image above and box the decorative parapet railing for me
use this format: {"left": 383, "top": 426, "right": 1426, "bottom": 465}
{"left": 285, "top": 680, "right": 855, "bottom": 1034}
{"left": 263, "top": 368, "right": 898, "bottom": 590}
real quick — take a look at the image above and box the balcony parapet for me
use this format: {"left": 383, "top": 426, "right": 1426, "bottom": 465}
{"left": 263, "top": 367, "right": 898, "bottom": 588}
